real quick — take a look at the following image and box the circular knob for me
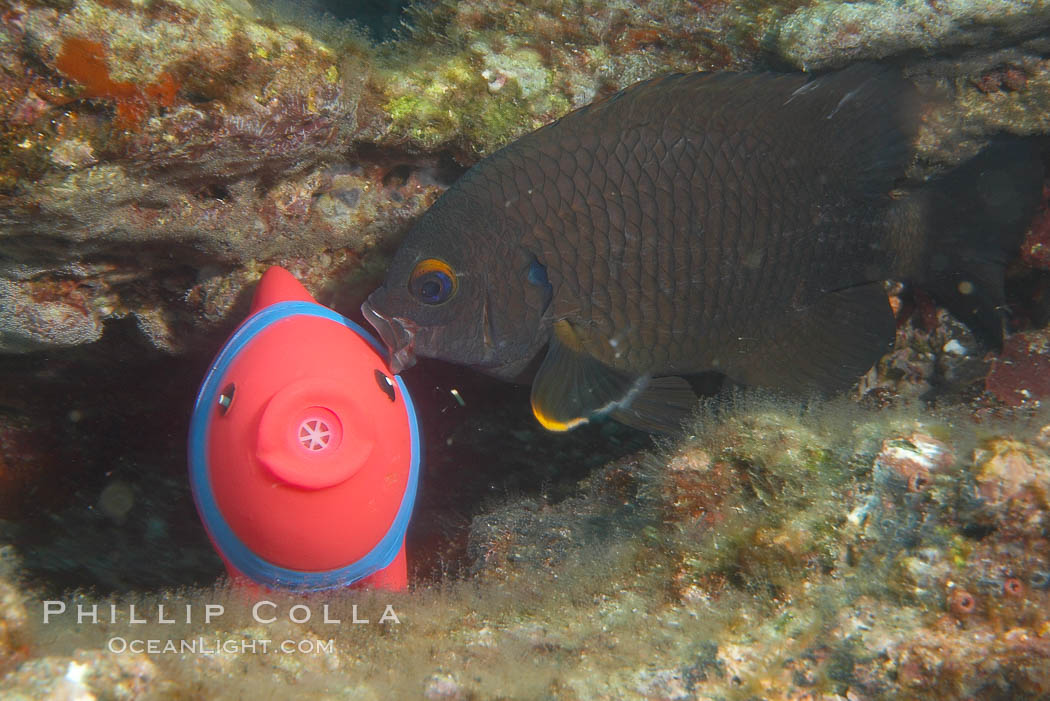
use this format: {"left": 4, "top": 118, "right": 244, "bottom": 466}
{"left": 254, "top": 378, "right": 374, "bottom": 489}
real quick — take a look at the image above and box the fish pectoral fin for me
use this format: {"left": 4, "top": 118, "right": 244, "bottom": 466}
{"left": 723, "top": 282, "right": 896, "bottom": 395}
{"left": 530, "top": 321, "right": 634, "bottom": 431}
{"left": 608, "top": 376, "right": 696, "bottom": 434}
{"left": 530, "top": 321, "right": 696, "bottom": 433}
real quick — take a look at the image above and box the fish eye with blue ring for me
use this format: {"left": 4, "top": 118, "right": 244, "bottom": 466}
{"left": 410, "top": 258, "right": 457, "bottom": 305}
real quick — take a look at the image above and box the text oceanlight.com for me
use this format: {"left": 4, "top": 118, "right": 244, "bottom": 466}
{"left": 107, "top": 637, "right": 335, "bottom": 655}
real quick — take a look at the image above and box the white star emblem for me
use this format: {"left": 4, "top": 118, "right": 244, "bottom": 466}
{"left": 298, "top": 419, "right": 331, "bottom": 451}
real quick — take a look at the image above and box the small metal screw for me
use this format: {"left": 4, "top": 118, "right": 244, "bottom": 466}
{"left": 218, "top": 383, "right": 236, "bottom": 415}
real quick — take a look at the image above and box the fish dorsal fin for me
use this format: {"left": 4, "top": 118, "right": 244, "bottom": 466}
{"left": 722, "top": 282, "right": 896, "bottom": 395}
{"left": 531, "top": 321, "right": 696, "bottom": 433}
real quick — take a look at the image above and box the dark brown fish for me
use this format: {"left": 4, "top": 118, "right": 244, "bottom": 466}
{"left": 362, "top": 64, "right": 1043, "bottom": 432}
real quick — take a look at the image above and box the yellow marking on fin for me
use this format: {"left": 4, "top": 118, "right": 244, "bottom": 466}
{"left": 531, "top": 400, "right": 588, "bottom": 432}
{"left": 553, "top": 319, "right": 585, "bottom": 353}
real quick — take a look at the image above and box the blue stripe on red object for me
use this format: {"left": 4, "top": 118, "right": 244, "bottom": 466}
{"left": 187, "top": 301, "right": 421, "bottom": 590}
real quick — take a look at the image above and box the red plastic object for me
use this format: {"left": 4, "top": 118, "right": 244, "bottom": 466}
{"left": 190, "top": 267, "right": 419, "bottom": 591}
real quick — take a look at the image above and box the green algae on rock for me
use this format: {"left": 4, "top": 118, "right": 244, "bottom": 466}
{"left": 0, "top": 0, "right": 1047, "bottom": 358}
{"left": 0, "top": 0, "right": 444, "bottom": 352}
{"left": 3, "top": 399, "right": 1049, "bottom": 699}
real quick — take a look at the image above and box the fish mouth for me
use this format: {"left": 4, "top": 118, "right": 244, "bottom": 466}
{"left": 361, "top": 298, "right": 418, "bottom": 374}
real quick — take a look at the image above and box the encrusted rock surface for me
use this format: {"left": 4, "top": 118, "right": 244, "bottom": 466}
{"left": 776, "top": 0, "right": 1050, "bottom": 71}
{"left": 0, "top": 0, "right": 1046, "bottom": 356}
{"left": 0, "top": 401, "right": 1046, "bottom": 699}
{"left": 0, "top": 0, "right": 1049, "bottom": 698}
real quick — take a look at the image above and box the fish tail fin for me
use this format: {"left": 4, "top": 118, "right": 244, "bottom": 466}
{"left": 918, "top": 137, "right": 1044, "bottom": 347}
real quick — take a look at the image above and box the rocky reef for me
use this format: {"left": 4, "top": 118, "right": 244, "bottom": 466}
{"left": 1, "top": 399, "right": 1049, "bottom": 699}
{"left": 1, "top": 0, "right": 1049, "bottom": 698}
{"left": 1, "top": 0, "right": 1047, "bottom": 357}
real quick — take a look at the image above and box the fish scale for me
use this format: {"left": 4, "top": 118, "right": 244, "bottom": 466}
{"left": 554, "top": 72, "right": 855, "bottom": 370}
{"left": 362, "top": 63, "right": 1043, "bottom": 432}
